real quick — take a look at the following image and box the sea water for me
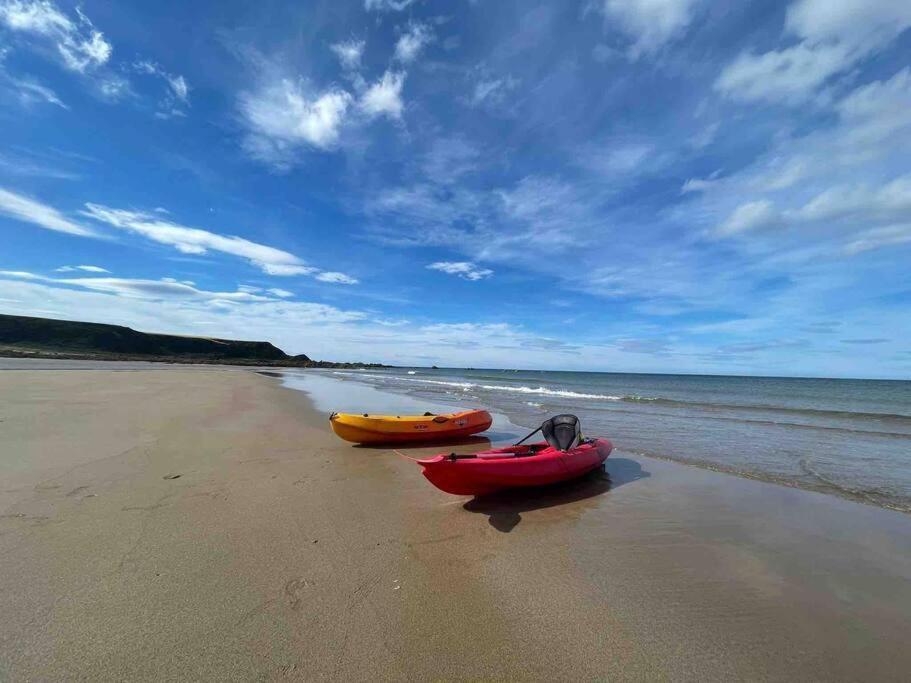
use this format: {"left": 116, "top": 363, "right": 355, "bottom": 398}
{"left": 291, "top": 367, "right": 911, "bottom": 512}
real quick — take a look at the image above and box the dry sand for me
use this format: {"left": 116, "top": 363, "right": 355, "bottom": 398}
{"left": 1, "top": 363, "right": 910, "bottom": 680}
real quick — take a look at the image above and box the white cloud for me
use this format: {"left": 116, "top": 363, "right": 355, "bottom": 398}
{"left": 0, "top": 187, "right": 97, "bottom": 236}
{"left": 715, "top": 0, "right": 911, "bottom": 104}
{"left": 834, "top": 68, "right": 911, "bottom": 156}
{"left": 797, "top": 175, "right": 911, "bottom": 223}
{"left": 843, "top": 224, "right": 911, "bottom": 255}
{"left": 0, "top": 270, "right": 40, "bottom": 279}
{"left": 785, "top": 0, "right": 911, "bottom": 46}
{"left": 240, "top": 77, "right": 352, "bottom": 162}
{"left": 0, "top": 149, "right": 81, "bottom": 180}
{"left": 469, "top": 76, "right": 518, "bottom": 107}
{"left": 427, "top": 261, "right": 493, "bottom": 281}
{"left": 3, "top": 73, "right": 67, "bottom": 108}
{"left": 97, "top": 74, "right": 130, "bottom": 101}
{"left": 80, "top": 203, "right": 325, "bottom": 278}
{"left": 267, "top": 287, "right": 294, "bottom": 298}
{"left": 56, "top": 265, "right": 109, "bottom": 273}
{"left": 0, "top": 0, "right": 112, "bottom": 72}
{"left": 715, "top": 43, "right": 850, "bottom": 105}
{"left": 259, "top": 263, "right": 317, "bottom": 277}
{"left": 689, "top": 66, "right": 911, "bottom": 259}
{"left": 331, "top": 39, "right": 365, "bottom": 70}
{"left": 0, "top": 270, "right": 287, "bottom": 302}
{"left": 134, "top": 60, "right": 190, "bottom": 117}
{"left": 315, "top": 271, "right": 358, "bottom": 285}
{"left": 394, "top": 22, "right": 432, "bottom": 63}
{"left": 359, "top": 70, "right": 405, "bottom": 119}
{"left": 680, "top": 177, "right": 717, "bottom": 194}
{"left": 597, "top": 0, "right": 702, "bottom": 58}
{"left": 716, "top": 200, "right": 780, "bottom": 237}
{"left": 364, "top": 0, "right": 416, "bottom": 12}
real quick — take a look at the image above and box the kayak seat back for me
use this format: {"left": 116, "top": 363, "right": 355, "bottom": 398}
{"left": 542, "top": 414, "right": 582, "bottom": 451}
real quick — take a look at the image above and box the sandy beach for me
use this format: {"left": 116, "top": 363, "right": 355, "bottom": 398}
{"left": 2, "top": 363, "right": 910, "bottom": 681}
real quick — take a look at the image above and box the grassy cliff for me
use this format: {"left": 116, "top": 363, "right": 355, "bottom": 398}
{"left": 0, "top": 314, "right": 377, "bottom": 368}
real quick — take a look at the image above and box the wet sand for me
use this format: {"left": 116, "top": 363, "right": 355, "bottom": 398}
{"left": 1, "top": 363, "right": 910, "bottom": 680}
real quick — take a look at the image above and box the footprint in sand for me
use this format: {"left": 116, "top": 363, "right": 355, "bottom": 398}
{"left": 284, "top": 578, "right": 313, "bottom": 611}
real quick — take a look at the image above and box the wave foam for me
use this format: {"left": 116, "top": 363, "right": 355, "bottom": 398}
{"left": 392, "top": 376, "right": 622, "bottom": 400}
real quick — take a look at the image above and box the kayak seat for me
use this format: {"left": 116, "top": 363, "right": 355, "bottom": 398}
{"left": 542, "top": 414, "right": 582, "bottom": 451}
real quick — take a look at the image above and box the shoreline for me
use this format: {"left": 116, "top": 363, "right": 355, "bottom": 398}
{"left": 290, "top": 368, "right": 911, "bottom": 515}
{"left": 2, "top": 362, "right": 910, "bottom": 679}
{"left": 3, "top": 357, "right": 909, "bottom": 514}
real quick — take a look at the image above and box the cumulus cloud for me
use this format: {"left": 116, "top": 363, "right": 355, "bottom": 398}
{"left": 359, "top": 70, "right": 405, "bottom": 119}
{"left": 330, "top": 39, "right": 365, "bottom": 70}
{"left": 427, "top": 261, "right": 493, "bottom": 281}
{"left": 0, "top": 187, "right": 97, "bottom": 237}
{"left": 394, "top": 22, "right": 432, "bottom": 63}
{"left": 0, "top": 0, "right": 112, "bottom": 72}
{"left": 240, "top": 77, "right": 353, "bottom": 163}
{"left": 715, "top": 0, "right": 911, "bottom": 104}
{"left": 597, "top": 0, "right": 702, "bottom": 58}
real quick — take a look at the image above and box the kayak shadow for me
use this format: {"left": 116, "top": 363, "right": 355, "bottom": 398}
{"left": 352, "top": 435, "right": 493, "bottom": 451}
{"left": 463, "top": 457, "right": 650, "bottom": 533}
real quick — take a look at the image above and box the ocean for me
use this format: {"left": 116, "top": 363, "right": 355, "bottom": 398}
{"left": 288, "top": 367, "right": 911, "bottom": 513}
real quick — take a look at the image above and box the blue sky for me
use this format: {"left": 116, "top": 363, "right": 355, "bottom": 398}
{"left": 1, "top": 0, "right": 909, "bottom": 378}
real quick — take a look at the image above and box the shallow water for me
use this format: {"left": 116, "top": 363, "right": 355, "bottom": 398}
{"left": 284, "top": 367, "right": 911, "bottom": 512}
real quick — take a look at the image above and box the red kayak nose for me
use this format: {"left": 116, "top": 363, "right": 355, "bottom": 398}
{"left": 417, "top": 438, "right": 612, "bottom": 496}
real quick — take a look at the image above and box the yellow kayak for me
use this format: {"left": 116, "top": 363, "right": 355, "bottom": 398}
{"left": 329, "top": 409, "right": 492, "bottom": 445}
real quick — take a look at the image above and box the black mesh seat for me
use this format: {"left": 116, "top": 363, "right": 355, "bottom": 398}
{"left": 541, "top": 414, "right": 582, "bottom": 451}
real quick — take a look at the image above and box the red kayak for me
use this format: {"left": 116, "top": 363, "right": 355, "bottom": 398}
{"left": 416, "top": 438, "right": 613, "bottom": 496}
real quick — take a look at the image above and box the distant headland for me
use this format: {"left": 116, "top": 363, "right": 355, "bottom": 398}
{"left": 0, "top": 314, "right": 385, "bottom": 369}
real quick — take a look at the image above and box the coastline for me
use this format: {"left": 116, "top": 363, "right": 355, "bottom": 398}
{"left": 313, "top": 368, "right": 911, "bottom": 514}
{"left": 2, "top": 361, "right": 910, "bottom": 680}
